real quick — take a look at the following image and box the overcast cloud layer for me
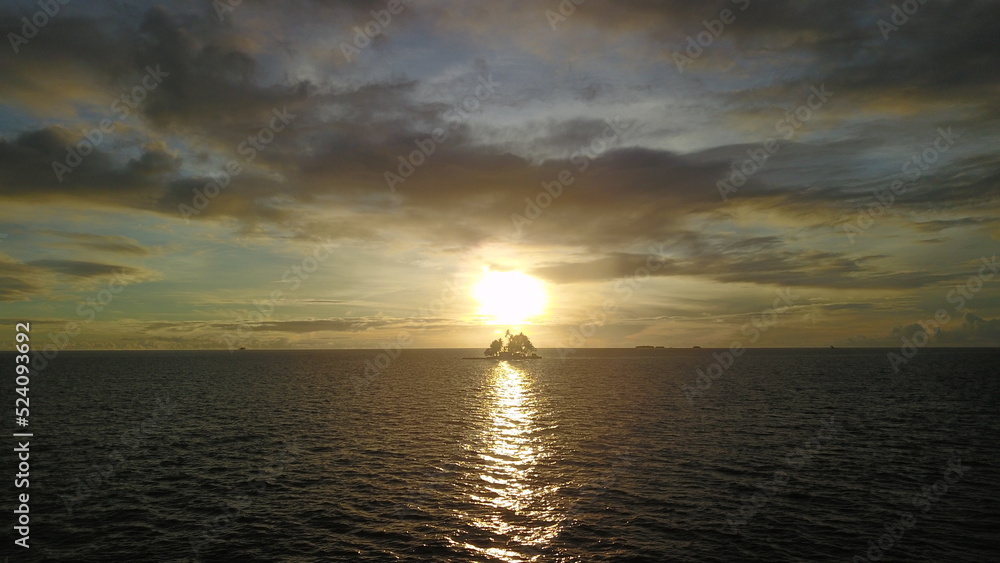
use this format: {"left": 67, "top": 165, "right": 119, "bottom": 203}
{"left": 1, "top": 0, "right": 998, "bottom": 350}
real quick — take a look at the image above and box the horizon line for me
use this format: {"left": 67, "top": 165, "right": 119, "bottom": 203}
{"left": 11, "top": 346, "right": 1000, "bottom": 352}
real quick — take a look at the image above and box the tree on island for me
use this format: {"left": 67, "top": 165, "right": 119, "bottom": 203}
{"left": 484, "top": 329, "right": 538, "bottom": 358}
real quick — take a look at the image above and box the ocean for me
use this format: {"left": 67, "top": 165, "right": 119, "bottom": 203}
{"left": 3, "top": 348, "right": 999, "bottom": 562}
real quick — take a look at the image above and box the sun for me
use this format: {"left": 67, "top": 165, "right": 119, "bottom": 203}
{"left": 473, "top": 269, "right": 547, "bottom": 325}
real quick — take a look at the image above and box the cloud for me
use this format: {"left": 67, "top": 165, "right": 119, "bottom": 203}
{"left": 40, "top": 231, "right": 158, "bottom": 256}
{"left": 0, "top": 272, "right": 44, "bottom": 302}
{"left": 530, "top": 232, "right": 957, "bottom": 290}
{"left": 1, "top": 2, "right": 995, "bottom": 250}
{"left": 0, "top": 128, "right": 179, "bottom": 202}
{"left": 0, "top": 254, "right": 47, "bottom": 301}
{"left": 934, "top": 313, "right": 1000, "bottom": 345}
{"left": 0, "top": 1, "right": 998, "bottom": 348}
{"left": 27, "top": 259, "right": 145, "bottom": 279}
{"left": 134, "top": 6, "right": 309, "bottom": 130}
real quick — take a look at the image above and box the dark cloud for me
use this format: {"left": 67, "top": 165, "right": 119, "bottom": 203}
{"left": 0, "top": 274, "right": 42, "bottom": 301}
{"left": 0, "top": 255, "right": 150, "bottom": 301}
{"left": 936, "top": 313, "right": 1000, "bottom": 345}
{"left": 0, "top": 127, "right": 179, "bottom": 203}
{"left": 255, "top": 318, "right": 387, "bottom": 333}
{"left": 890, "top": 313, "right": 1000, "bottom": 346}
{"left": 0, "top": 255, "right": 44, "bottom": 301}
{"left": 27, "top": 260, "right": 142, "bottom": 279}
{"left": 0, "top": 2, "right": 994, "bottom": 247}
{"left": 0, "top": 1, "right": 998, "bottom": 347}
{"left": 0, "top": 13, "right": 130, "bottom": 106}
{"left": 41, "top": 232, "right": 155, "bottom": 256}
{"left": 567, "top": 0, "right": 1000, "bottom": 109}
{"left": 530, "top": 233, "right": 956, "bottom": 290}
{"left": 912, "top": 216, "right": 999, "bottom": 233}
{"left": 135, "top": 6, "right": 309, "bottom": 130}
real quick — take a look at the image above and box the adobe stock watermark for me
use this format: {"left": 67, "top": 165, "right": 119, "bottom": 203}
{"left": 543, "top": 0, "right": 586, "bottom": 30}
{"left": 178, "top": 106, "right": 295, "bottom": 223}
{"left": 59, "top": 393, "right": 175, "bottom": 516}
{"left": 877, "top": 0, "right": 929, "bottom": 41}
{"left": 672, "top": 0, "right": 751, "bottom": 73}
{"left": 724, "top": 416, "right": 838, "bottom": 535}
{"left": 220, "top": 238, "right": 337, "bottom": 351}
{"left": 560, "top": 450, "right": 634, "bottom": 523}
{"left": 338, "top": 0, "right": 412, "bottom": 62}
{"left": 384, "top": 73, "right": 500, "bottom": 192}
{"left": 717, "top": 84, "right": 833, "bottom": 201}
{"left": 887, "top": 254, "right": 997, "bottom": 372}
{"left": 31, "top": 270, "right": 137, "bottom": 373}
{"left": 510, "top": 117, "right": 631, "bottom": 235}
{"left": 682, "top": 288, "right": 796, "bottom": 405}
{"left": 189, "top": 441, "right": 298, "bottom": 560}
{"left": 840, "top": 127, "right": 958, "bottom": 243}
{"left": 354, "top": 276, "right": 466, "bottom": 393}
{"left": 392, "top": 470, "right": 451, "bottom": 522}
{"left": 7, "top": 0, "right": 71, "bottom": 54}
{"left": 212, "top": 0, "right": 244, "bottom": 20}
{"left": 851, "top": 457, "right": 968, "bottom": 562}
{"left": 51, "top": 65, "right": 169, "bottom": 182}
{"left": 553, "top": 244, "right": 668, "bottom": 359}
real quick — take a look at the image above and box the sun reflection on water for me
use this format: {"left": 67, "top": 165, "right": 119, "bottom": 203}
{"left": 456, "top": 361, "right": 563, "bottom": 562}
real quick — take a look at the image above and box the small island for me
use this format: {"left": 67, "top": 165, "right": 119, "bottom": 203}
{"left": 464, "top": 330, "right": 541, "bottom": 360}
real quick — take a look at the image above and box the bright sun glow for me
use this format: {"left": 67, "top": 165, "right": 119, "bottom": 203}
{"left": 473, "top": 269, "right": 547, "bottom": 325}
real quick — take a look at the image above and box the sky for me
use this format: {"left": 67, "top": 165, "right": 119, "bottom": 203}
{"left": 1, "top": 0, "right": 999, "bottom": 351}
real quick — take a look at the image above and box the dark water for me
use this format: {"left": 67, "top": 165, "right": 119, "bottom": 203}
{"left": 3, "top": 348, "right": 999, "bottom": 562}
